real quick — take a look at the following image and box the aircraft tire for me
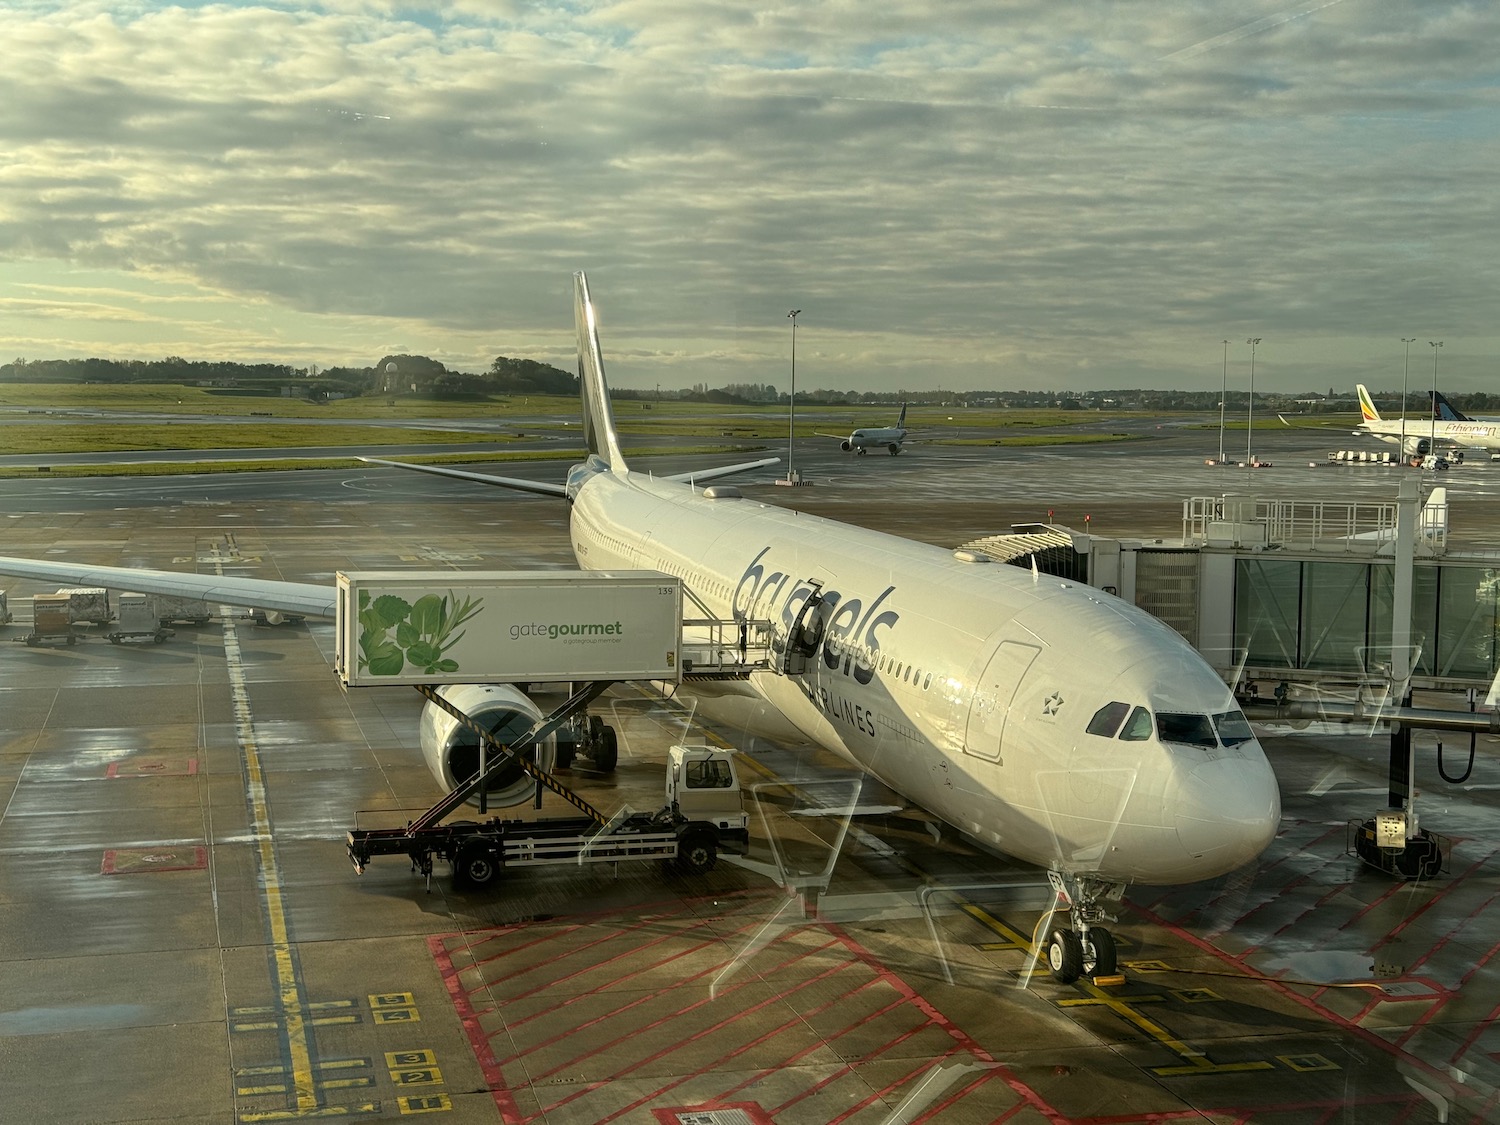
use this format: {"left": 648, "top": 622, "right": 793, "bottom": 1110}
{"left": 454, "top": 843, "right": 500, "bottom": 889}
{"left": 590, "top": 726, "right": 618, "bottom": 772}
{"left": 1084, "top": 927, "right": 1117, "bottom": 977}
{"left": 1046, "top": 928, "right": 1083, "bottom": 983}
{"left": 676, "top": 830, "right": 717, "bottom": 875}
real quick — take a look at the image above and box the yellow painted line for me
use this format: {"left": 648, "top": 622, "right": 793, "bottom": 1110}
{"left": 219, "top": 564, "right": 317, "bottom": 1114}
{"left": 1059, "top": 980, "right": 1275, "bottom": 1075}
{"left": 959, "top": 901, "right": 1036, "bottom": 950}
{"left": 238, "top": 1104, "right": 382, "bottom": 1122}
{"left": 237, "top": 1060, "right": 369, "bottom": 1078}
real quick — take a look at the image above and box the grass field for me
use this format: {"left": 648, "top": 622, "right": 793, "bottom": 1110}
{"left": 0, "top": 382, "right": 1168, "bottom": 475}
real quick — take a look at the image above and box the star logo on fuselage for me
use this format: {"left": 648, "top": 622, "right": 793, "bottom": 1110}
{"left": 1042, "top": 691, "right": 1064, "bottom": 716}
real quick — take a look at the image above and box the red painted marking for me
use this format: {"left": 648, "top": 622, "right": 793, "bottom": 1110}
{"left": 826, "top": 1054, "right": 955, "bottom": 1124}
{"left": 908, "top": 1069, "right": 1005, "bottom": 1124}
{"left": 478, "top": 915, "right": 717, "bottom": 1006}
{"left": 488, "top": 916, "right": 813, "bottom": 1069}
{"left": 555, "top": 946, "right": 854, "bottom": 1122}
{"left": 712, "top": 978, "right": 894, "bottom": 1104}
{"left": 105, "top": 757, "right": 198, "bottom": 778}
{"left": 428, "top": 933, "right": 524, "bottom": 1125}
{"left": 100, "top": 846, "right": 207, "bottom": 874}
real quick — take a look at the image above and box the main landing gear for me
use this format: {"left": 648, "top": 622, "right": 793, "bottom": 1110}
{"left": 1042, "top": 872, "right": 1125, "bottom": 984}
{"left": 557, "top": 712, "right": 619, "bottom": 773}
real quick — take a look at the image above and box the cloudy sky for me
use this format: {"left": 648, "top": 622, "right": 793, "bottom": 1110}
{"left": 2, "top": 1, "right": 1496, "bottom": 393}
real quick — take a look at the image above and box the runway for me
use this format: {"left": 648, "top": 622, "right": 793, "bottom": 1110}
{"left": 1, "top": 426, "right": 1497, "bottom": 1122}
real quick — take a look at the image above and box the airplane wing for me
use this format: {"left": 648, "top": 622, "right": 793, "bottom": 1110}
{"left": 663, "top": 456, "right": 780, "bottom": 484}
{"left": 358, "top": 457, "right": 568, "bottom": 497}
{"left": 0, "top": 556, "right": 335, "bottom": 618}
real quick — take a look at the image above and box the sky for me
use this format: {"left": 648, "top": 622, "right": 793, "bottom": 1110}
{"left": 1, "top": 1, "right": 1497, "bottom": 394}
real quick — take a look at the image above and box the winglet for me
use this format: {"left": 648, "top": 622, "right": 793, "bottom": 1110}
{"left": 1356, "top": 384, "right": 1381, "bottom": 424}
{"left": 574, "top": 271, "right": 629, "bottom": 473}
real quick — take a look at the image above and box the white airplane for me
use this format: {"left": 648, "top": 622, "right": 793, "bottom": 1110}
{"left": 819, "top": 403, "right": 911, "bottom": 455}
{"left": 1356, "top": 383, "right": 1500, "bottom": 457}
{"left": 0, "top": 273, "right": 1280, "bottom": 983}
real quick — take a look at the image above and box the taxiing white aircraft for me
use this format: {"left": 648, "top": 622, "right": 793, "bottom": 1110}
{"left": 0, "top": 273, "right": 1280, "bottom": 982}
{"left": 819, "top": 403, "right": 911, "bottom": 455}
{"left": 1356, "top": 383, "right": 1500, "bottom": 456}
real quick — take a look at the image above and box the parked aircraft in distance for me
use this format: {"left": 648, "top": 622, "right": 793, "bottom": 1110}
{"left": 0, "top": 274, "right": 1281, "bottom": 984}
{"left": 1430, "top": 389, "right": 1499, "bottom": 424}
{"left": 819, "top": 403, "right": 912, "bottom": 455}
{"left": 1356, "top": 383, "right": 1500, "bottom": 456}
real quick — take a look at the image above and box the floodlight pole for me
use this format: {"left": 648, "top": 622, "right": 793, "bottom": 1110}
{"left": 787, "top": 310, "right": 801, "bottom": 483}
{"left": 1400, "top": 338, "right": 1415, "bottom": 454}
{"left": 1219, "top": 339, "right": 1228, "bottom": 464}
{"left": 1429, "top": 340, "right": 1443, "bottom": 460}
{"left": 1245, "top": 338, "right": 1261, "bottom": 465}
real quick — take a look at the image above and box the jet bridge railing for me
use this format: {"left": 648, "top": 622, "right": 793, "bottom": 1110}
{"left": 1182, "top": 495, "right": 1446, "bottom": 555}
{"left": 678, "top": 584, "right": 774, "bottom": 677}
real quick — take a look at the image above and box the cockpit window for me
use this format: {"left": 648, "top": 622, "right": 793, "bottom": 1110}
{"left": 1213, "top": 709, "right": 1255, "bottom": 747}
{"left": 1157, "top": 712, "right": 1218, "bottom": 749}
{"left": 1118, "top": 706, "right": 1153, "bottom": 741}
{"left": 1087, "top": 701, "right": 1130, "bottom": 737}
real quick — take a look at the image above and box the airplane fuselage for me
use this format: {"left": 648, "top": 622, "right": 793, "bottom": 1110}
{"left": 842, "top": 425, "right": 907, "bottom": 454}
{"left": 1362, "top": 419, "right": 1500, "bottom": 453}
{"left": 569, "top": 466, "right": 1279, "bottom": 885}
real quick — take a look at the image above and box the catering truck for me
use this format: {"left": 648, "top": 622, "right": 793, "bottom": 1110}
{"left": 348, "top": 744, "right": 749, "bottom": 889}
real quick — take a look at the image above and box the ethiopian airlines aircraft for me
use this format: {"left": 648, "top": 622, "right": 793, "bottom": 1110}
{"left": 1356, "top": 383, "right": 1500, "bottom": 456}
{"left": 0, "top": 273, "right": 1280, "bottom": 983}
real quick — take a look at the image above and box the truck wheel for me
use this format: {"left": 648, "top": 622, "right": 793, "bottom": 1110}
{"left": 109, "top": 635, "right": 122, "bottom": 645}
{"left": 676, "top": 831, "right": 717, "bottom": 874}
{"left": 455, "top": 845, "right": 500, "bottom": 889}
{"left": 591, "top": 726, "right": 619, "bottom": 772}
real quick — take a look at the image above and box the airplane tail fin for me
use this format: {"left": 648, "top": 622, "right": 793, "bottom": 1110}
{"left": 1356, "top": 384, "right": 1382, "bottom": 424}
{"left": 574, "top": 271, "right": 629, "bottom": 473}
{"left": 1430, "top": 389, "right": 1470, "bottom": 422}
{"left": 896, "top": 402, "right": 908, "bottom": 428}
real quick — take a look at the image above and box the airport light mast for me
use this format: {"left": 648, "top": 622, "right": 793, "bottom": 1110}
{"left": 1245, "top": 338, "right": 1261, "bottom": 466}
{"left": 1400, "top": 337, "right": 1416, "bottom": 454}
{"left": 1219, "top": 339, "right": 1228, "bottom": 464}
{"left": 1429, "top": 340, "right": 1443, "bottom": 460}
{"left": 786, "top": 309, "right": 801, "bottom": 484}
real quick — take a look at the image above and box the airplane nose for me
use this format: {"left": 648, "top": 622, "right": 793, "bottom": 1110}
{"left": 1175, "top": 755, "right": 1281, "bottom": 876}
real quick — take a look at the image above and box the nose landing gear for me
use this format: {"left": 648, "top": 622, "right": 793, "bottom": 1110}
{"left": 1042, "top": 872, "right": 1125, "bottom": 984}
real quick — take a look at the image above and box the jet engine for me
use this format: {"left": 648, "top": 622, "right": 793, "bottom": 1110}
{"left": 418, "top": 683, "right": 556, "bottom": 808}
{"left": 840, "top": 439, "right": 854, "bottom": 451}
{"left": 1402, "top": 436, "right": 1431, "bottom": 458}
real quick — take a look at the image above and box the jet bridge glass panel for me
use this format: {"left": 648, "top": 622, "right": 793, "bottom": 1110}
{"left": 1235, "top": 558, "right": 1499, "bottom": 680}
{"left": 1299, "top": 561, "right": 1369, "bottom": 673}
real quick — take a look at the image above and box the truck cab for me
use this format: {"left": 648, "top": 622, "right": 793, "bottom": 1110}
{"left": 667, "top": 744, "right": 748, "bottom": 835}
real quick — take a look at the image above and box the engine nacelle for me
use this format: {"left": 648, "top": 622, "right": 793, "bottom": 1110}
{"left": 840, "top": 439, "right": 853, "bottom": 451}
{"left": 1403, "top": 436, "right": 1432, "bottom": 457}
{"left": 418, "top": 683, "right": 557, "bottom": 808}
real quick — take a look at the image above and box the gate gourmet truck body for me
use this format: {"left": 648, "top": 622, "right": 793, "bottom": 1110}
{"left": 334, "top": 569, "right": 682, "bottom": 687}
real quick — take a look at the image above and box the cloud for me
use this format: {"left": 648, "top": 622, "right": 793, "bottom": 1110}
{"left": 0, "top": 0, "right": 1497, "bottom": 391}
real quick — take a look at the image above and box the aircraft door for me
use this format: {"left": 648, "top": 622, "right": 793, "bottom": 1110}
{"left": 963, "top": 641, "right": 1042, "bottom": 763}
{"left": 779, "top": 581, "right": 826, "bottom": 676}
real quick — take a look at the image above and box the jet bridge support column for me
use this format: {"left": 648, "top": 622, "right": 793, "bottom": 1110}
{"left": 1388, "top": 476, "right": 1417, "bottom": 811}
